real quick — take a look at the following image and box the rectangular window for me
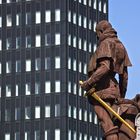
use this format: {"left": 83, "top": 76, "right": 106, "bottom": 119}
{"left": 6, "top": 61, "right": 11, "bottom": 73}
{"left": 35, "top": 82, "right": 40, "bottom": 94}
{"left": 79, "top": 133, "right": 82, "bottom": 140}
{"left": 73, "top": 107, "right": 77, "bottom": 119}
{"left": 36, "top": 11, "right": 41, "bottom": 24}
{"left": 73, "top": 13, "right": 76, "bottom": 24}
{"left": 78, "top": 38, "right": 82, "bottom": 49}
{"left": 83, "top": 0, "right": 87, "bottom": 5}
{"left": 0, "top": 39, "right": 2, "bottom": 50}
{"left": 84, "top": 63, "right": 87, "bottom": 74}
{"left": 68, "top": 81, "right": 71, "bottom": 93}
{"left": 79, "top": 108, "right": 82, "bottom": 120}
{"left": 83, "top": 40, "right": 87, "bottom": 51}
{"left": 16, "top": 37, "right": 21, "bottom": 49}
{"left": 68, "top": 105, "right": 71, "bottom": 117}
{"left": 94, "top": 114, "right": 98, "bottom": 124}
{"left": 16, "top": 13, "right": 21, "bottom": 26}
{"left": 83, "top": 17, "right": 87, "bottom": 28}
{"left": 7, "top": 14, "right": 12, "bottom": 27}
{"left": 0, "top": 16, "right": 2, "bottom": 27}
{"left": 89, "top": 20, "right": 92, "bottom": 30}
{"left": 45, "top": 57, "right": 50, "bottom": 70}
{"left": 25, "top": 83, "right": 31, "bottom": 95}
{"left": 99, "top": 0, "right": 102, "bottom": 11}
{"left": 94, "top": 0, "right": 97, "bottom": 9}
{"left": 55, "top": 104, "right": 60, "bottom": 117}
{"left": 55, "top": 33, "right": 60, "bottom": 45}
{"left": 15, "top": 132, "right": 20, "bottom": 140}
{"left": 89, "top": 43, "right": 92, "bottom": 52}
{"left": 89, "top": 0, "right": 91, "bottom": 7}
{"left": 79, "top": 62, "right": 82, "bottom": 73}
{"left": 6, "top": 85, "right": 11, "bottom": 97}
{"left": 0, "top": 62, "right": 1, "bottom": 74}
{"left": 68, "top": 34, "right": 71, "bottom": 45}
{"left": 26, "top": 60, "right": 31, "bottom": 72}
{"left": 35, "top": 106, "right": 40, "bottom": 119}
{"left": 25, "top": 107, "right": 31, "bottom": 119}
{"left": 94, "top": 136, "right": 98, "bottom": 140}
{"left": 26, "top": 36, "right": 31, "bottom": 48}
{"left": 15, "top": 84, "right": 19, "bottom": 96}
{"left": 68, "top": 11, "right": 71, "bottom": 22}
{"left": 35, "top": 130, "right": 40, "bottom": 140}
{"left": 25, "top": 132, "right": 30, "bottom": 140}
{"left": 5, "top": 133, "right": 10, "bottom": 140}
{"left": 45, "top": 130, "right": 50, "bottom": 140}
{"left": 94, "top": 44, "right": 97, "bottom": 52}
{"left": 78, "top": 15, "right": 81, "bottom": 26}
{"left": 35, "top": 35, "right": 41, "bottom": 47}
{"left": 45, "top": 81, "right": 50, "bottom": 93}
{"left": 73, "top": 132, "right": 76, "bottom": 140}
{"left": 6, "top": 38, "right": 12, "bottom": 50}
{"left": 89, "top": 112, "right": 92, "bottom": 122}
{"left": 55, "top": 129, "right": 60, "bottom": 140}
{"left": 68, "top": 57, "right": 71, "bottom": 69}
{"left": 45, "top": 11, "right": 51, "bottom": 23}
{"left": 73, "top": 59, "right": 76, "bottom": 71}
{"left": 84, "top": 134, "right": 87, "bottom": 140}
{"left": 73, "top": 83, "right": 76, "bottom": 95}
{"left": 103, "top": 3, "right": 107, "bottom": 13}
{"left": 84, "top": 110, "right": 87, "bottom": 121}
{"left": 73, "top": 36, "right": 76, "bottom": 48}
{"left": 35, "top": 58, "right": 41, "bottom": 71}
{"left": 55, "top": 81, "right": 60, "bottom": 92}
{"left": 45, "top": 106, "right": 50, "bottom": 118}
{"left": 68, "top": 130, "right": 71, "bottom": 140}
{"left": 0, "top": 86, "right": 1, "bottom": 97}
{"left": 55, "top": 57, "right": 60, "bottom": 69}
{"left": 90, "top": 136, "right": 92, "bottom": 140}
{"left": 79, "top": 86, "right": 82, "bottom": 96}
{"left": 5, "top": 109, "right": 11, "bottom": 121}
{"left": 45, "top": 33, "right": 51, "bottom": 46}
{"left": 7, "top": 0, "right": 12, "bottom": 3}
{"left": 15, "top": 108, "right": 20, "bottom": 120}
{"left": 93, "top": 21, "right": 97, "bottom": 32}
{"left": 16, "top": 60, "right": 21, "bottom": 72}
{"left": 55, "top": 9, "right": 60, "bottom": 21}
{"left": 26, "top": 12, "right": 31, "bottom": 25}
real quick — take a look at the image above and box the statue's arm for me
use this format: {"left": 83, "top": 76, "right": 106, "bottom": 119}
{"left": 119, "top": 67, "right": 128, "bottom": 98}
{"left": 87, "top": 59, "right": 110, "bottom": 86}
{"left": 80, "top": 58, "right": 111, "bottom": 91}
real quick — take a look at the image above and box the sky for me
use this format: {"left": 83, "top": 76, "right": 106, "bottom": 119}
{"left": 109, "top": 1, "right": 140, "bottom": 99}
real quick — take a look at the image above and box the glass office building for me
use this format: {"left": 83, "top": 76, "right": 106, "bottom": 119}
{"left": 0, "top": 0, "right": 108, "bottom": 139}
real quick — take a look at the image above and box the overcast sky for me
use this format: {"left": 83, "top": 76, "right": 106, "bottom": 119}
{"left": 109, "top": 1, "right": 140, "bottom": 99}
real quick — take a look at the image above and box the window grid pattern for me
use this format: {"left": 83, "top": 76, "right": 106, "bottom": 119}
{"left": 0, "top": 0, "right": 108, "bottom": 139}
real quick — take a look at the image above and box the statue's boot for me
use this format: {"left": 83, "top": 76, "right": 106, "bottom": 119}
{"left": 104, "top": 126, "right": 119, "bottom": 140}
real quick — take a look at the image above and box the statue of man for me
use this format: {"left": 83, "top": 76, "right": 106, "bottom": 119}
{"left": 80, "top": 20, "right": 132, "bottom": 140}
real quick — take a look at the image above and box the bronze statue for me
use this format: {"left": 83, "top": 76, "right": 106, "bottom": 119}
{"left": 80, "top": 20, "right": 140, "bottom": 140}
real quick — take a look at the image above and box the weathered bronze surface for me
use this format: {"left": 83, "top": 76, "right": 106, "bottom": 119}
{"left": 80, "top": 20, "right": 140, "bottom": 140}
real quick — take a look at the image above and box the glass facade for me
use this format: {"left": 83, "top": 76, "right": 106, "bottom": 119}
{"left": 0, "top": 0, "right": 108, "bottom": 139}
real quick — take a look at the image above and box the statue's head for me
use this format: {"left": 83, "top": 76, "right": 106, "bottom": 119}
{"left": 96, "top": 20, "right": 112, "bottom": 38}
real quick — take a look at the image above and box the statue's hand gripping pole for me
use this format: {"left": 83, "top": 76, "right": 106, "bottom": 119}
{"left": 79, "top": 81, "right": 136, "bottom": 134}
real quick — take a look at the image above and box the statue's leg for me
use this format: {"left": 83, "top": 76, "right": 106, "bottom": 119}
{"left": 104, "top": 126, "right": 119, "bottom": 140}
{"left": 93, "top": 102, "right": 119, "bottom": 140}
{"left": 119, "top": 119, "right": 136, "bottom": 140}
